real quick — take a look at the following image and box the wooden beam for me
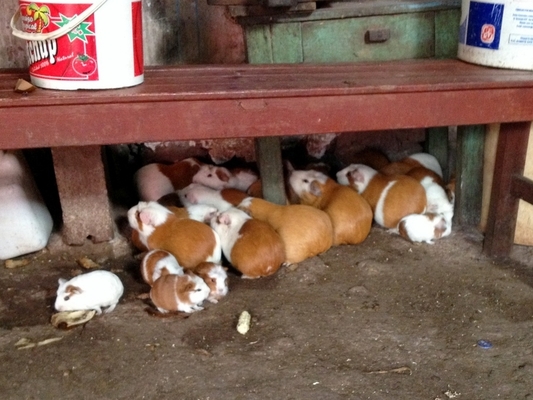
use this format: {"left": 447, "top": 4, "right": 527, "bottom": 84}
{"left": 483, "top": 121, "right": 532, "bottom": 258}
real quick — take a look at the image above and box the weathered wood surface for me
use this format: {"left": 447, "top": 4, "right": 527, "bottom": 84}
{"left": 484, "top": 122, "right": 532, "bottom": 258}
{"left": 2, "top": 59, "right": 533, "bottom": 150}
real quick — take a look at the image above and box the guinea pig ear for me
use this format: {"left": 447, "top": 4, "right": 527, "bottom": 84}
{"left": 139, "top": 209, "right": 155, "bottom": 226}
{"left": 309, "top": 181, "right": 322, "bottom": 197}
{"left": 218, "top": 213, "right": 231, "bottom": 226}
{"left": 216, "top": 168, "right": 230, "bottom": 182}
{"left": 184, "top": 282, "right": 195, "bottom": 292}
{"left": 349, "top": 169, "right": 365, "bottom": 183}
{"left": 66, "top": 285, "right": 83, "bottom": 295}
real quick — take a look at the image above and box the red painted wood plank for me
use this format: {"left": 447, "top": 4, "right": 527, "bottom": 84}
{"left": 1, "top": 59, "right": 533, "bottom": 150}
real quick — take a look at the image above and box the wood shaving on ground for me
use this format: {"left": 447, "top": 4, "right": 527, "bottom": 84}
{"left": 365, "top": 366, "right": 412, "bottom": 375}
{"left": 444, "top": 390, "right": 461, "bottom": 398}
{"left": 76, "top": 257, "right": 100, "bottom": 269}
{"left": 51, "top": 310, "right": 96, "bottom": 329}
{"left": 237, "top": 311, "right": 251, "bottom": 335}
{"left": 4, "top": 259, "right": 30, "bottom": 269}
{"left": 15, "top": 337, "right": 63, "bottom": 350}
{"left": 14, "top": 78, "right": 36, "bottom": 93}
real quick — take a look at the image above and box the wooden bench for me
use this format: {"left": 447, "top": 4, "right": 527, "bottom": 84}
{"left": 1, "top": 58, "right": 532, "bottom": 258}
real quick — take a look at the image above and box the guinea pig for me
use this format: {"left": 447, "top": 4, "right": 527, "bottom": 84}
{"left": 134, "top": 157, "right": 203, "bottom": 201}
{"left": 140, "top": 249, "right": 184, "bottom": 286}
{"left": 128, "top": 201, "right": 222, "bottom": 269}
{"left": 178, "top": 183, "right": 247, "bottom": 211}
{"left": 238, "top": 196, "right": 333, "bottom": 264}
{"left": 210, "top": 208, "right": 286, "bottom": 279}
{"left": 288, "top": 169, "right": 373, "bottom": 246}
{"left": 150, "top": 272, "right": 210, "bottom": 313}
{"left": 192, "top": 164, "right": 258, "bottom": 192}
{"left": 55, "top": 270, "right": 124, "bottom": 315}
{"left": 193, "top": 261, "right": 229, "bottom": 303}
{"left": 417, "top": 176, "right": 454, "bottom": 237}
{"left": 184, "top": 204, "right": 219, "bottom": 223}
{"left": 395, "top": 212, "right": 448, "bottom": 244}
{"left": 336, "top": 164, "right": 426, "bottom": 229}
{"left": 379, "top": 152, "right": 443, "bottom": 178}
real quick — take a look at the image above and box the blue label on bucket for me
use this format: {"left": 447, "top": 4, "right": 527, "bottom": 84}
{"left": 466, "top": 1, "right": 505, "bottom": 49}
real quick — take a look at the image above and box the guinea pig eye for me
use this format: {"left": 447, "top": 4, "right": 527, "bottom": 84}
{"left": 195, "top": 288, "right": 203, "bottom": 292}
{"left": 207, "top": 173, "right": 212, "bottom": 178}
{"left": 303, "top": 179, "right": 309, "bottom": 183}
{"left": 64, "top": 295, "right": 70, "bottom": 301}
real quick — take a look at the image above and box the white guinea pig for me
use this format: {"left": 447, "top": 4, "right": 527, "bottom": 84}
{"left": 54, "top": 270, "right": 124, "bottom": 315}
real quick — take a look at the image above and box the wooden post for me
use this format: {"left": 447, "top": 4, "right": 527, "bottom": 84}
{"left": 255, "top": 137, "right": 287, "bottom": 204}
{"left": 484, "top": 121, "right": 532, "bottom": 258}
{"left": 455, "top": 125, "right": 485, "bottom": 227}
{"left": 424, "top": 126, "right": 449, "bottom": 181}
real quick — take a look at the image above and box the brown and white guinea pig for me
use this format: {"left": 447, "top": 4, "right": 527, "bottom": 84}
{"left": 134, "top": 157, "right": 203, "bottom": 201}
{"left": 192, "top": 164, "right": 258, "bottom": 192}
{"left": 395, "top": 213, "right": 448, "bottom": 244}
{"left": 128, "top": 201, "right": 222, "bottom": 269}
{"left": 192, "top": 261, "right": 229, "bottom": 303}
{"left": 140, "top": 249, "right": 184, "bottom": 286}
{"left": 336, "top": 164, "right": 426, "bottom": 229}
{"left": 209, "top": 208, "right": 286, "bottom": 279}
{"left": 150, "top": 272, "right": 210, "bottom": 313}
{"left": 238, "top": 196, "right": 333, "bottom": 264}
{"left": 417, "top": 175, "right": 454, "bottom": 237}
{"left": 379, "top": 152, "right": 443, "bottom": 179}
{"left": 178, "top": 183, "right": 248, "bottom": 211}
{"left": 288, "top": 169, "right": 373, "bottom": 246}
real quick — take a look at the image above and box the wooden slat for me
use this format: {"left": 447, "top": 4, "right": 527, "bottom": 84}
{"left": 2, "top": 59, "right": 533, "bottom": 152}
{"left": 484, "top": 122, "right": 532, "bottom": 258}
{"left": 511, "top": 175, "right": 533, "bottom": 206}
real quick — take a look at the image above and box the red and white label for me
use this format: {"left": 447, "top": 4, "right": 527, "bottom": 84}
{"left": 481, "top": 23, "right": 496, "bottom": 44}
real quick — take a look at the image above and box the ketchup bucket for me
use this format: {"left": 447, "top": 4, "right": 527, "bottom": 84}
{"left": 458, "top": 0, "right": 533, "bottom": 71}
{"left": 11, "top": 0, "right": 144, "bottom": 90}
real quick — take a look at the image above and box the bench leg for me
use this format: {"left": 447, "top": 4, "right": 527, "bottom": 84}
{"left": 51, "top": 146, "right": 115, "bottom": 245}
{"left": 455, "top": 125, "right": 485, "bottom": 226}
{"left": 255, "top": 137, "right": 287, "bottom": 205}
{"left": 483, "top": 121, "right": 532, "bottom": 258}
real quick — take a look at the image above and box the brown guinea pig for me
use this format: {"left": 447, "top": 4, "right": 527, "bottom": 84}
{"left": 140, "top": 249, "right": 183, "bottom": 286}
{"left": 238, "top": 196, "right": 333, "bottom": 264}
{"left": 288, "top": 169, "right": 373, "bottom": 246}
{"left": 337, "top": 164, "right": 426, "bottom": 229}
{"left": 150, "top": 273, "right": 210, "bottom": 314}
{"left": 210, "top": 208, "right": 286, "bottom": 279}
{"left": 379, "top": 152, "right": 443, "bottom": 179}
{"left": 134, "top": 157, "right": 203, "bottom": 202}
{"left": 128, "top": 201, "right": 221, "bottom": 269}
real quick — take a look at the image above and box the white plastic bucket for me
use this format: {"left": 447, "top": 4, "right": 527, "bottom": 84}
{"left": 458, "top": 0, "right": 533, "bottom": 70}
{"left": 11, "top": 0, "right": 144, "bottom": 90}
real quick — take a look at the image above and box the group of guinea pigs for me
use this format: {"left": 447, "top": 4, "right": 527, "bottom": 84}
{"left": 108, "top": 148, "right": 454, "bottom": 316}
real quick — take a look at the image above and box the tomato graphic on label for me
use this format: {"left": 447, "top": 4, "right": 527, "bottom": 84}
{"left": 72, "top": 54, "right": 97, "bottom": 76}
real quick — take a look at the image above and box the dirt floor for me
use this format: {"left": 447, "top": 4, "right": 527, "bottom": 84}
{"left": 1, "top": 225, "right": 533, "bottom": 400}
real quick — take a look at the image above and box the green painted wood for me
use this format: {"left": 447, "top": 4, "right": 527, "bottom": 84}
{"left": 435, "top": 8, "right": 461, "bottom": 58}
{"left": 255, "top": 136, "right": 287, "bottom": 204}
{"left": 237, "top": 0, "right": 461, "bottom": 25}
{"left": 272, "top": 23, "right": 303, "bottom": 63}
{"left": 301, "top": 13, "right": 434, "bottom": 62}
{"left": 245, "top": 25, "right": 274, "bottom": 63}
{"left": 424, "top": 127, "right": 449, "bottom": 181}
{"left": 455, "top": 125, "right": 486, "bottom": 226}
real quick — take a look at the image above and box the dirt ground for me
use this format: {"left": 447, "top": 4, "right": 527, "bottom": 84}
{"left": 1, "top": 225, "right": 533, "bottom": 400}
